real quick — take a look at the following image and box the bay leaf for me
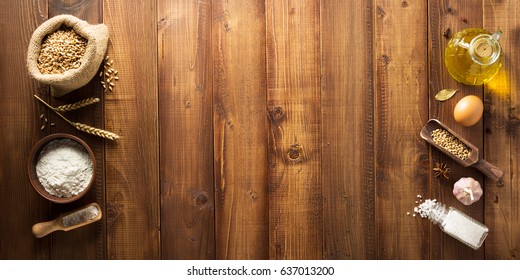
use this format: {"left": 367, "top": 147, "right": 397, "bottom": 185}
{"left": 435, "top": 89, "right": 458, "bottom": 101}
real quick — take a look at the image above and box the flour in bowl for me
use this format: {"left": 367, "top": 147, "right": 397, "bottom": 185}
{"left": 36, "top": 138, "right": 93, "bottom": 197}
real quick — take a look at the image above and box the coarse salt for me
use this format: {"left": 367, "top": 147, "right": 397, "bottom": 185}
{"left": 62, "top": 205, "right": 100, "bottom": 227}
{"left": 414, "top": 198, "right": 438, "bottom": 218}
{"left": 410, "top": 195, "right": 488, "bottom": 250}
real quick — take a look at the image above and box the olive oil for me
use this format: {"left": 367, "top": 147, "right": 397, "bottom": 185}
{"left": 445, "top": 28, "right": 502, "bottom": 85}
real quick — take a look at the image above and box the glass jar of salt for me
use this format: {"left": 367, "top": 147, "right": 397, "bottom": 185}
{"left": 428, "top": 202, "right": 489, "bottom": 250}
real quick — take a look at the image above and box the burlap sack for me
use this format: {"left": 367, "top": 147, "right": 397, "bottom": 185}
{"left": 27, "top": 15, "right": 109, "bottom": 97}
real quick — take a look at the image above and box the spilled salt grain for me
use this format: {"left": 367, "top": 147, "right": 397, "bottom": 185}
{"left": 414, "top": 198, "right": 438, "bottom": 218}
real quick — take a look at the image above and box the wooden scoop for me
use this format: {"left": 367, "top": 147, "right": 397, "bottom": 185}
{"left": 32, "top": 202, "right": 102, "bottom": 238}
{"left": 420, "top": 119, "right": 504, "bottom": 184}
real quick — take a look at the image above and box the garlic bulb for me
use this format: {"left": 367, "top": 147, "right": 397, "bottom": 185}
{"left": 453, "top": 177, "right": 483, "bottom": 205}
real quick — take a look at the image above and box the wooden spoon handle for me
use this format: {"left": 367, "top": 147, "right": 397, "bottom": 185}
{"left": 472, "top": 158, "right": 505, "bottom": 185}
{"left": 32, "top": 220, "right": 61, "bottom": 238}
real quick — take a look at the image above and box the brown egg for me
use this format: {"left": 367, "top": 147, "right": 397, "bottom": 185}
{"left": 453, "top": 95, "right": 484, "bottom": 127}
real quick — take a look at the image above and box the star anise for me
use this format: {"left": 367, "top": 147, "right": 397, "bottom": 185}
{"left": 433, "top": 162, "right": 450, "bottom": 179}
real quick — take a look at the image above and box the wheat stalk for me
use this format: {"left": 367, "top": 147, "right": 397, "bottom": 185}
{"left": 34, "top": 95, "right": 120, "bottom": 141}
{"left": 55, "top": 97, "right": 100, "bottom": 112}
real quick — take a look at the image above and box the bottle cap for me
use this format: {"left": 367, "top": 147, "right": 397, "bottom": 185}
{"left": 469, "top": 34, "right": 501, "bottom": 65}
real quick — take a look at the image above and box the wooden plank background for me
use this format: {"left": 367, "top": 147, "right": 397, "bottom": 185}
{"left": 483, "top": 0, "right": 520, "bottom": 259}
{"left": 266, "top": 0, "right": 322, "bottom": 259}
{"left": 375, "top": 0, "right": 429, "bottom": 259}
{"left": 158, "top": 0, "right": 215, "bottom": 259}
{"left": 212, "top": 0, "right": 269, "bottom": 260}
{"left": 1, "top": 0, "right": 520, "bottom": 260}
{"left": 321, "top": 0, "right": 376, "bottom": 259}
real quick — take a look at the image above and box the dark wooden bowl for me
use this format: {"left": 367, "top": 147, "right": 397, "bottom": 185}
{"left": 28, "top": 133, "right": 95, "bottom": 203}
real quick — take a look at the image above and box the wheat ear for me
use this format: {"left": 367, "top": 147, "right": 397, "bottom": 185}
{"left": 34, "top": 95, "right": 120, "bottom": 141}
{"left": 55, "top": 97, "right": 100, "bottom": 112}
{"left": 72, "top": 122, "right": 120, "bottom": 140}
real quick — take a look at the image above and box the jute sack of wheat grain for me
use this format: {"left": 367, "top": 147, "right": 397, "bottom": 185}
{"left": 26, "top": 15, "right": 109, "bottom": 97}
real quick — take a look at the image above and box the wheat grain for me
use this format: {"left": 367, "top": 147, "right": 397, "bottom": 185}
{"left": 37, "top": 27, "right": 88, "bottom": 74}
{"left": 101, "top": 58, "right": 119, "bottom": 93}
{"left": 55, "top": 97, "right": 100, "bottom": 112}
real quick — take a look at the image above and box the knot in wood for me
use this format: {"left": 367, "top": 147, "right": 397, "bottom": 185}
{"left": 376, "top": 6, "right": 386, "bottom": 18}
{"left": 287, "top": 143, "right": 304, "bottom": 163}
{"left": 380, "top": 54, "right": 391, "bottom": 65}
{"left": 105, "top": 202, "right": 120, "bottom": 226}
{"left": 195, "top": 193, "right": 208, "bottom": 205}
{"left": 269, "top": 106, "right": 285, "bottom": 122}
{"left": 107, "top": 208, "right": 116, "bottom": 218}
{"left": 223, "top": 22, "right": 231, "bottom": 32}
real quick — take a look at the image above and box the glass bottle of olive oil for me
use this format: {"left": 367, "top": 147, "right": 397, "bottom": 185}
{"left": 445, "top": 28, "right": 503, "bottom": 85}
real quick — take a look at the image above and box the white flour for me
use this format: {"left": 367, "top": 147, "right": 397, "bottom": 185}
{"left": 36, "top": 138, "right": 93, "bottom": 197}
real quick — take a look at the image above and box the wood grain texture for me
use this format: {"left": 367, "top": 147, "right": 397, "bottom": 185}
{"left": 158, "top": 0, "right": 215, "bottom": 259}
{"left": 266, "top": 0, "right": 322, "bottom": 259}
{"left": 321, "top": 0, "right": 376, "bottom": 259}
{"left": 103, "top": 0, "right": 160, "bottom": 259}
{"left": 483, "top": 0, "right": 520, "bottom": 259}
{"left": 212, "top": 0, "right": 269, "bottom": 259}
{"left": 0, "top": 0, "right": 49, "bottom": 260}
{"left": 47, "top": 0, "right": 105, "bottom": 260}
{"left": 375, "top": 0, "right": 429, "bottom": 259}
{"left": 428, "top": 0, "right": 485, "bottom": 259}
{"left": 49, "top": 0, "right": 102, "bottom": 23}
{"left": 2, "top": 0, "right": 520, "bottom": 260}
